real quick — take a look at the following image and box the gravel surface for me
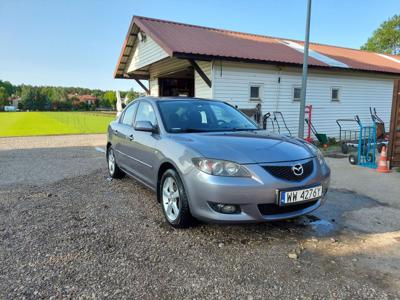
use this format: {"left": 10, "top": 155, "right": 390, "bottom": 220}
{"left": 1, "top": 137, "right": 399, "bottom": 299}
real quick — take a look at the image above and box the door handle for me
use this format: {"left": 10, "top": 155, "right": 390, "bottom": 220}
{"left": 128, "top": 134, "right": 134, "bottom": 141}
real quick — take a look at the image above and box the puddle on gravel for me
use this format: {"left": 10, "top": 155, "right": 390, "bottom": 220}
{"left": 295, "top": 188, "right": 386, "bottom": 237}
{"left": 291, "top": 215, "right": 338, "bottom": 237}
{"left": 306, "top": 217, "right": 336, "bottom": 236}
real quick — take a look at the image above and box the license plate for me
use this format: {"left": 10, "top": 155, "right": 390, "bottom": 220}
{"left": 279, "top": 186, "right": 322, "bottom": 205}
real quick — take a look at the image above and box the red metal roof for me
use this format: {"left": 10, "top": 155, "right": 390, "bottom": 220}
{"left": 115, "top": 16, "right": 400, "bottom": 78}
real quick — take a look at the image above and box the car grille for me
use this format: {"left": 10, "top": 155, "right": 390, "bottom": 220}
{"left": 258, "top": 200, "right": 318, "bottom": 215}
{"left": 262, "top": 160, "right": 313, "bottom": 181}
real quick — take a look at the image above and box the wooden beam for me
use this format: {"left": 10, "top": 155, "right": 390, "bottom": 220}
{"left": 135, "top": 79, "right": 150, "bottom": 95}
{"left": 188, "top": 59, "right": 212, "bottom": 88}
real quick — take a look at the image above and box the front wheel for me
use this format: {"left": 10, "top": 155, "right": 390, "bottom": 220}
{"left": 107, "top": 147, "right": 125, "bottom": 179}
{"left": 160, "top": 169, "right": 192, "bottom": 228}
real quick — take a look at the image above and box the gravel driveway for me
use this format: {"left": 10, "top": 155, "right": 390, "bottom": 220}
{"left": 1, "top": 135, "right": 399, "bottom": 299}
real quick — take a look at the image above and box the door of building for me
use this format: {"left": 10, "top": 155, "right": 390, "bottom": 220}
{"left": 388, "top": 79, "right": 400, "bottom": 168}
{"left": 159, "top": 78, "right": 194, "bottom": 97}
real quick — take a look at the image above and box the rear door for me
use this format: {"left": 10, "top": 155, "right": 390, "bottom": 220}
{"left": 114, "top": 102, "right": 138, "bottom": 173}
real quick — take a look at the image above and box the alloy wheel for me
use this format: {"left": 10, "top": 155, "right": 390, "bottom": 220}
{"left": 162, "top": 176, "right": 180, "bottom": 222}
{"left": 108, "top": 148, "right": 115, "bottom": 175}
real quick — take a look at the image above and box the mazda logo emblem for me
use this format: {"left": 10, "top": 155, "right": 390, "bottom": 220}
{"left": 292, "top": 164, "right": 304, "bottom": 176}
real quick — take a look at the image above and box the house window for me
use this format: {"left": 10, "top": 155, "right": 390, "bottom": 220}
{"left": 331, "top": 87, "right": 340, "bottom": 101}
{"left": 250, "top": 84, "right": 262, "bottom": 101}
{"left": 293, "top": 87, "right": 301, "bottom": 101}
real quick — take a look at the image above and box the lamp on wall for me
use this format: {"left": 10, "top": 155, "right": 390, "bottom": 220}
{"left": 138, "top": 31, "right": 147, "bottom": 42}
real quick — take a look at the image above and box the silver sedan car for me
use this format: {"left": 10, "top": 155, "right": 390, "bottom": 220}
{"left": 107, "top": 97, "right": 330, "bottom": 228}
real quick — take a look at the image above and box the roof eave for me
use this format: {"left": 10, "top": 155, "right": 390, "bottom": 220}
{"left": 114, "top": 16, "right": 137, "bottom": 79}
{"left": 173, "top": 52, "right": 400, "bottom": 77}
{"left": 114, "top": 16, "right": 175, "bottom": 79}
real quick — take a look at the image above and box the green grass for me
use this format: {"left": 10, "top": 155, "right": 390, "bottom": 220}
{"left": 0, "top": 112, "right": 116, "bottom": 137}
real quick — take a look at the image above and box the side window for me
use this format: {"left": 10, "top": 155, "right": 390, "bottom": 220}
{"left": 249, "top": 84, "right": 263, "bottom": 101}
{"left": 331, "top": 87, "right": 340, "bottom": 102}
{"left": 293, "top": 87, "right": 301, "bottom": 101}
{"left": 135, "top": 102, "right": 157, "bottom": 126}
{"left": 121, "top": 102, "right": 138, "bottom": 126}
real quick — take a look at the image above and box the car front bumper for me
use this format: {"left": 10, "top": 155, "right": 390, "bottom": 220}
{"left": 183, "top": 158, "right": 331, "bottom": 223}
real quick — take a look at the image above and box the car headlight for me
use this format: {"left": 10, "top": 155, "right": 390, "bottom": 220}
{"left": 192, "top": 158, "right": 251, "bottom": 177}
{"left": 305, "top": 143, "right": 326, "bottom": 166}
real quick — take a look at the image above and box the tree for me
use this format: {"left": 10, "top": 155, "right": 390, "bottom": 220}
{"left": 125, "top": 88, "right": 140, "bottom": 104}
{"left": 103, "top": 91, "right": 117, "bottom": 108}
{"left": 20, "top": 86, "right": 50, "bottom": 110}
{"left": 0, "top": 87, "right": 8, "bottom": 106}
{"left": 361, "top": 15, "right": 400, "bottom": 55}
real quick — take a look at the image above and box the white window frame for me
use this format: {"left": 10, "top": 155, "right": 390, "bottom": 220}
{"left": 331, "top": 87, "right": 341, "bottom": 102}
{"left": 249, "top": 83, "right": 263, "bottom": 102}
{"left": 293, "top": 86, "right": 302, "bottom": 102}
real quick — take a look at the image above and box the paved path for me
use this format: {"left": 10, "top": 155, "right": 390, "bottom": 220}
{"left": 0, "top": 134, "right": 106, "bottom": 150}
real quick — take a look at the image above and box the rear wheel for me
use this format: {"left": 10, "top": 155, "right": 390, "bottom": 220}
{"left": 107, "top": 146, "right": 125, "bottom": 179}
{"left": 160, "top": 169, "right": 192, "bottom": 228}
{"left": 349, "top": 154, "right": 358, "bottom": 165}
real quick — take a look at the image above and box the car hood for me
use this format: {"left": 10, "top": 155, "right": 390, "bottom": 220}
{"left": 169, "top": 131, "right": 315, "bottom": 164}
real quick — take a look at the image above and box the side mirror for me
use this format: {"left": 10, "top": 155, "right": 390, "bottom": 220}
{"left": 134, "top": 121, "right": 158, "bottom": 133}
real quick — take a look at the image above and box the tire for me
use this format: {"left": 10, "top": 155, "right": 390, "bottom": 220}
{"left": 349, "top": 154, "right": 358, "bottom": 165}
{"left": 159, "top": 169, "right": 192, "bottom": 228}
{"left": 341, "top": 142, "right": 349, "bottom": 154}
{"left": 107, "top": 146, "right": 125, "bottom": 179}
{"left": 366, "top": 153, "right": 374, "bottom": 163}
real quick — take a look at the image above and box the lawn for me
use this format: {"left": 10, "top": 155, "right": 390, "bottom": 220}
{"left": 0, "top": 112, "right": 116, "bottom": 137}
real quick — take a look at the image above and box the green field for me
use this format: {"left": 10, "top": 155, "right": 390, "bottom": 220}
{"left": 0, "top": 112, "right": 116, "bottom": 137}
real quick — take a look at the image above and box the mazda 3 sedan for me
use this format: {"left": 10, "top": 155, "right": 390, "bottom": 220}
{"left": 107, "top": 97, "right": 330, "bottom": 228}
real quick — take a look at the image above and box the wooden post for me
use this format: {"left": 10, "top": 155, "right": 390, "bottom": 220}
{"left": 388, "top": 79, "right": 400, "bottom": 168}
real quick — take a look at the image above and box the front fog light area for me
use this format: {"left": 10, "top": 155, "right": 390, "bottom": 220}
{"left": 209, "top": 202, "right": 241, "bottom": 214}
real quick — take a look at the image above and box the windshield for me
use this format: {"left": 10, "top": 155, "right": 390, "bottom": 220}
{"left": 157, "top": 100, "right": 259, "bottom": 133}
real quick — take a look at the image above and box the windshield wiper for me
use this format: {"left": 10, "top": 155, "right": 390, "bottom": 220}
{"left": 224, "top": 128, "right": 262, "bottom": 132}
{"left": 173, "top": 128, "right": 208, "bottom": 133}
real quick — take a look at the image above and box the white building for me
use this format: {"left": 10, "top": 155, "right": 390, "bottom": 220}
{"left": 114, "top": 16, "right": 400, "bottom": 138}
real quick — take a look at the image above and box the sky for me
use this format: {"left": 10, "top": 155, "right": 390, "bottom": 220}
{"left": 1, "top": 0, "right": 399, "bottom": 92}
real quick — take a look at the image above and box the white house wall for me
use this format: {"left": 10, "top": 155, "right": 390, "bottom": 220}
{"left": 212, "top": 61, "right": 394, "bottom": 138}
{"left": 127, "top": 36, "right": 169, "bottom": 73}
{"left": 194, "top": 61, "right": 212, "bottom": 98}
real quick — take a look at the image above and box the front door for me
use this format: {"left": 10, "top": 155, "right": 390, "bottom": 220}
{"left": 125, "top": 100, "right": 159, "bottom": 188}
{"left": 389, "top": 79, "right": 400, "bottom": 168}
